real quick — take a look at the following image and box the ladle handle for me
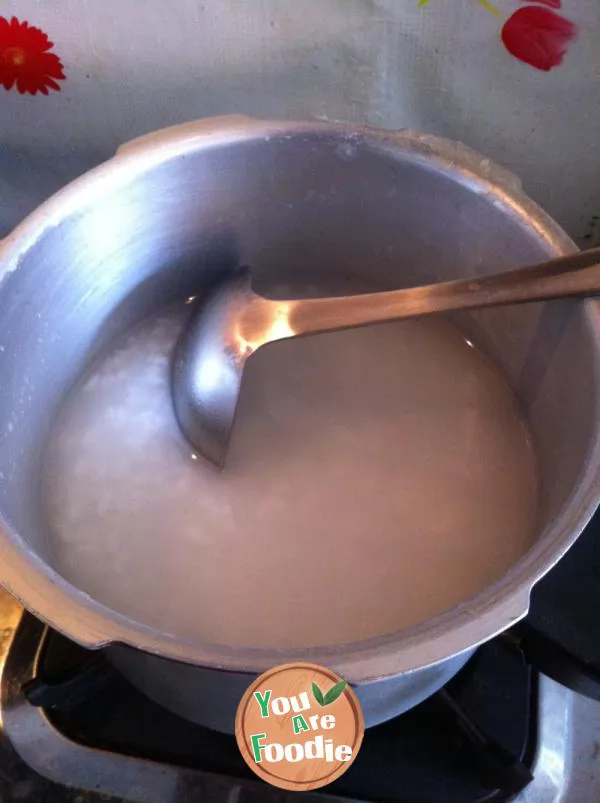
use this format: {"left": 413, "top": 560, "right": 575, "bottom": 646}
{"left": 288, "top": 247, "right": 600, "bottom": 336}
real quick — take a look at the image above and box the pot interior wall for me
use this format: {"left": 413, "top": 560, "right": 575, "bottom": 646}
{"left": 0, "top": 130, "right": 594, "bottom": 596}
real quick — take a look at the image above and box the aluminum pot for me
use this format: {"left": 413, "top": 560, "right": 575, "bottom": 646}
{"left": 0, "top": 116, "right": 598, "bottom": 734}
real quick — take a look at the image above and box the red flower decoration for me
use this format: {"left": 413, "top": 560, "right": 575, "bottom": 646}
{"left": 0, "top": 16, "right": 65, "bottom": 95}
{"left": 519, "top": 0, "right": 561, "bottom": 8}
{"left": 501, "top": 7, "right": 578, "bottom": 72}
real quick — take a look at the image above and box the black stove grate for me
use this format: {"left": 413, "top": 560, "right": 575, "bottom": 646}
{"left": 23, "top": 630, "right": 535, "bottom": 803}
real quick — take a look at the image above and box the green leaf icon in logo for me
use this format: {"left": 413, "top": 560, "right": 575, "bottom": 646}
{"left": 323, "top": 680, "right": 347, "bottom": 705}
{"left": 312, "top": 679, "right": 347, "bottom": 706}
{"left": 312, "top": 682, "right": 325, "bottom": 706}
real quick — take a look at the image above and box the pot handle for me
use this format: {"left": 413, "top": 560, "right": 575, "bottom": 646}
{"left": 499, "top": 587, "right": 531, "bottom": 626}
{"left": 114, "top": 115, "right": 256, "bottom": 159}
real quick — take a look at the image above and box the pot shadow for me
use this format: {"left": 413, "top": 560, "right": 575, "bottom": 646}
{"left": 514, "top": 302, "right": 580, "bottom": 406}
{"left": 456, "top": 299, "right": 579, "bottom": 411}
{"left": 85, "top": 227, "right": 243, "bottom": 365}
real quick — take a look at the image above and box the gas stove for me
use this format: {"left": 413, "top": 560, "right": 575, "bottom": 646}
{"left": 0, "top": 585, "right": 599, "bottom": 803}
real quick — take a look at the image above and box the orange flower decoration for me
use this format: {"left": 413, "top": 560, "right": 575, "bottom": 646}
{"left": 0, "top": 16, "right": 65, "bottom": 95}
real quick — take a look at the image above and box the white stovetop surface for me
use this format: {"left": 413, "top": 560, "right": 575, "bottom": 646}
{"left": 567, "top": 693, "right": 600, "bottom": 801}
{"left": 515, "top": 676, "right": 600, "bottom": 802}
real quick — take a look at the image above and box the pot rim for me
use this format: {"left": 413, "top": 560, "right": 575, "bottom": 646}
{"left": 0, "top": 116, "right": 596, "bottom": 683}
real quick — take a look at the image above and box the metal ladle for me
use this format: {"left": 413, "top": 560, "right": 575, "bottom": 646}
{"left": 172, "top": 247, "right": 600, "bottom": 468}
